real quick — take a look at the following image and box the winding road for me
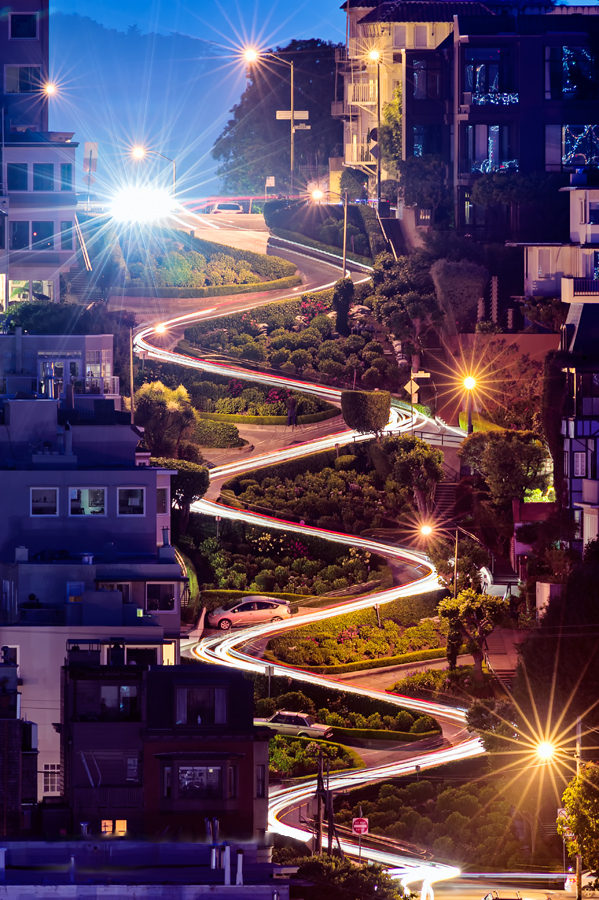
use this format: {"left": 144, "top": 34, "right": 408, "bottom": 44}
{"left": 134, "top": 222, "right": 560, "bottom": 899}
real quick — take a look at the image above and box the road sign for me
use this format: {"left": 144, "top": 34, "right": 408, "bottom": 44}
{"left": 82, "top": 174, "right": 96, "bottom": 187}
{"left": 276, "top": 110, "right": 309, "bottom": 120}
{"left": 404, "top": 379, "right": 419, "bottom": 395}
{"left": 413, "top": 371, "right": 431, "bottom": 378}
{"left": 294, "top": 124, "right": 311, "bottom": 130}
{"left": 83, "top": 142, "right": 98, "bottom": 172}
{"left": 352, "top": 817, "right": 369, "bottom": 835}
{"left": 265, "top": 176, "right": 275, "bottom": 187}
{"left": 558, "top": 808, "right": 573, "bottom": 839}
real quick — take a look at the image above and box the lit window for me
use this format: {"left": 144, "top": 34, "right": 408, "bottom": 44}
{"left": 146, "top": 583, "right": 175, "bottom": 612}
{"left": 115, "top": 820, "right": 127, "bottom": 836}
{"left": 118, "top": 488, "right": 145, "bottom": 516}
{"left": 67, "top": 582, "right": 85, "bottom": 604}
{"left": 178, "top": 765, "right": 221, "bottom": 799}
{"left": 101, "top": 820, "right": 113, "bottom": 835}
{"left": 31, "top": 488, "right": 58, "bottom": 516}
{"left": 43, "top": 764, "right": 60, "bottom": 793}
{"left": 10, "top": 14, "right": 37, "bottom": 39}
{"left": 574, "top": 452, "right": 587, "bottom": 477}
{"left": 69, "top": 487, "right": 106, "bottom": 516}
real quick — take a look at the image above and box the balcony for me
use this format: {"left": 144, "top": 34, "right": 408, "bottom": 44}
{"left": 561, "top": 277, "right": 599, "bottom": 304}
{"left": 331, "top": 100, "right": 347, "bottom": 117}
{"left": 462, "top": 91, "right": 519, "bottom": 108}
{"left": 73, "top": 375, "right": 120, "bottom": 396}
{"left": 348, "top": 82, "right": 377, "bottom": 106}
{"left": 345, "top": 143, "right": 377, "bottom": 167}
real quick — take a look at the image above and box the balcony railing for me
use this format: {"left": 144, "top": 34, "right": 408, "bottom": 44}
{"left": 73, "top": 375, "right": 120, "bottom": 396}
{"left": 74, "top": 786, "right": 143, "bottom": 809}
{"left": 574, "top": 278, "right": 599, "bottom": 294}
{"left": 348, "top": 82, "right": 377, "bottom": 105}
{"left": 561, "top": 277, "right": 599, "bottom": 304}
{"left": 463, "top": 91, "right": 519, "bottom": 106}
{"left": 345, "top": 143, "right": 377, "bottom": 166}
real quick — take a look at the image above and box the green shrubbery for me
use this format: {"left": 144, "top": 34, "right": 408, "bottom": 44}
{"left": 335, "top": 778, "right": 530, "bottom": 868}
{"left": 267, "top": 616, "right": 448, "bottom": 667}
{"left": 269, "top": 735, "right": 359, "bottom": 779}
{"left": 264, "top": 201, "right": 381, "bottom": 258}
{"left": 389, "top": 665, "right": 494, "bottom": 701}
{"left": 195, "top": 418, "right": 244, "bottom": 448}
{"left": 192, "top": 379, "right": 332, "bottom": 418}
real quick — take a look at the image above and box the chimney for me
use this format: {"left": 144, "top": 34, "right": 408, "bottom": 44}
{"left": 14, "top": 325, "right": 22, "bottom": 373}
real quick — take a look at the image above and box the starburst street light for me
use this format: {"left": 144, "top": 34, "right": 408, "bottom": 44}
{"left": 43, "top": 83, "right": 57, "bottom": 95}
{"left": 244, "top": 48, "right": 259, "bottom": 63}
{"left": 155, "top": 323, "right": 167, "bottom": 334}
{"left": 463, "top": 374, "right": 476, "bottom": 434}
{"left": 536, "top": 741, "right": 557, "bottom": 762}
{"left": 110, "top": 186, "right": 175, "bottom": 224}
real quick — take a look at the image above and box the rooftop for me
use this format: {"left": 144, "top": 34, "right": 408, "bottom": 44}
{"left": 358, "top": 0, "right": 493, "bottom": 21}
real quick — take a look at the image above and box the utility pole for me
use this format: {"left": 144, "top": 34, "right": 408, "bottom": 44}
{"left": 576, "top": 716, "right": 582, "bottom": 900}
{"left": 314, "top": 750, "right": 323, "bottom": 855}
{"left": 290, "top": 60, "right": 294, "bottom": 197}
{"left": 129, "top": 327, "right": 135, "bottom": 425}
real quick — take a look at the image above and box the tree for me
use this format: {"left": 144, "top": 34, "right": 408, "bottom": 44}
{"left": 340, "top": 390, "right": 390, "bottom": 439}
{"left": 559, "top": 764, "right": 599, "bottom": 877}
{"left": 458, "top": 430, "right": 549, "bottom": 507}
{"left": 397, "top": 154, "right": 446, "bottom": 226}
{"left": 428, "top": 537, "right": 490, "bottom": 595}
{"left": 134, "top": 381, "right": 197, "bottom": 456}
{"left": 296, "top": 855, "right": 406, "bottom": 900}
{"left": 211, "top": 39, "right": 343, "bottom": 194}
{"left": 151, "top": 458, "right": 209, "bottom": 534}
{"left": 467, "top": 698, "right": 518, "bottom": 757}
{"left": 430, "top": 257, "right": 490, "bottom": 333}
{"left": 438, "top": 588, "right": 510, "bottom": 682}
{"left": 385, "top": 433, "right": 444, "bottom": 516}
{"left": 471, "top": 171, "right": 569, "bottom": 242}
{"left": 340, "top": 167, "right": 367, "bottom": 201}
{"left": 378, "top": 83, "right": 402, "bottom": 175}
{"left": 289, "top": 348, "right": 312, "bottom": 373}
{"left": 332, "top": 277, "right": 354, "bottom": 336}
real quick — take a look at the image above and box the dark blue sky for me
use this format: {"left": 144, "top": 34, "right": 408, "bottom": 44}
{"left": 52, "top": 0, "right": 344, "bottom": 48}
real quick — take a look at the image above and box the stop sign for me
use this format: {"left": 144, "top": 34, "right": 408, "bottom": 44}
{"left": 352, "top": 817, "right": 369, "bottom": 835}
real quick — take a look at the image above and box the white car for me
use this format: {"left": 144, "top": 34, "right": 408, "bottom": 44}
{"left": 206, "top": 595, "right": 291, "bottom": 631}
{"left": 255, "top": 710, "right": 334, "bottom": 740}
{"left": 211, "top": 202, "right": 244, "bottom": 214}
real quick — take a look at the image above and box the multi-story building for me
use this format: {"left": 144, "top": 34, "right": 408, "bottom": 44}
{"left": 0, "top": 1, "right": 78, "bottom": 307}
{"left": 0, "top": 652, "right": 38, "bottom": 836}
{"left": 0, "top": 352, "right": 184, "bottom": 800}
{"left": 334, "top": 1, "right": 599, "bottom": 238}
{"left": 61, "top": 659, "right": 269, "bottom": 840}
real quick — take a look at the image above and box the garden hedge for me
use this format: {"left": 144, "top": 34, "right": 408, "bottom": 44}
{"left": 200, "top": 589, "right": 316, "bottom": 608}
{"left": 118, "top": 274, "right": 301, "bottom": 299}
{"left": 199, "top": 408, "right": 340, "bottom": 426}
{"left": 330, "top": 726, "right": 441, "bottom": 744}
{"left": 222, "top": 445, "right": 353, "bottom": 494}
{"left": 184, "top": 231, "right": 297, "bottom": 280}
{"left": 262, "top": 646, "right": 449, "bottom": 676}
{"left": 195, "top": 419, "right": 244, "bottom": 448}
{"left": 270, "top": 734, "right": 365, "bottom": 780}
{"left": 270, "top": 227, "right": 373, "bottom": 267}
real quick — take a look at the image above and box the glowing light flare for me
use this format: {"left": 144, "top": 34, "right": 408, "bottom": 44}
{"left": 155, "top": 323, "right": 167, "bottom": 334}
{"left": 244, "top": 48, "right": 259, "bottom": 62}
{"left": 368, "top": 48, "right": 381, "bottom": 61}
{"left": 464, "top": 375, "right": 476, "bottom": 391}
{"left": 420, "top": 524, "right": 433, "bottom": 536}
{"left": 536, "top": 741, "right": 556, "bottom": 762}
{"left": 43, "top": 83, "right": 57, "bottom": 95}
{"left": 132, "top": 146, "right": 146, "bottom": 159}
{"left": 312, "top": 189, "right": 324, "bottom": 201}
{"left": 110, "top": 186, "right": 175, "bottom": 224}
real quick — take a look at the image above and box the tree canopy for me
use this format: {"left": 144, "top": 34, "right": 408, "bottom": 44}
{"left": 296, "top": 855, "right": 406, "bottom": 900}
{"left": 459, "top": 430, "right": 549, "bottom": 507}
{"left": 559, "top": 763, "right": 599, "bottom": 876}
{"left": 430, "top": 258, "right": 489, "bottom": 333}
{"left": 379, "top": 84, "right": 402, "bottom": 176}
{"left": 340, "top": 390, "right": 391, "bottom": 438}
{"left": 384, "top": 433, "right": 444, "bottom": 516}
{"left": 211, "top": 39, "right": 342, "bottom": 194}
{"left": 134, "top": 381, "right": 197, "bottom": 456}
{"left": 438, "top": 588, "right": 510, "bottom": 681}
{"left": 428, "top": 536, "right": 490, "bottom": 595}
{"left": 151, "top": 457, "right": 209, "bottom": 534}
{"left": 397, "top": 154, "right": 446, "bottom": 225}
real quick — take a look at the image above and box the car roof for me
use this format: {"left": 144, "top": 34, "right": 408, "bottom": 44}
{"left": 276, "top": 710, "right": 311, "bottom": 716}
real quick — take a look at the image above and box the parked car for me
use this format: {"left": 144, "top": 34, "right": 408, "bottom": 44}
{"left": 211, "top": 202, "right": 243, "bottom": 214}
{"left": 206, "top": 596, "right": 291, "bottom": 631}
{"left": 255, "top": 710, "right": 334, "bottom": 740}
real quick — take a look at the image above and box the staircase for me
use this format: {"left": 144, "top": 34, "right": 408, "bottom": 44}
{"left": 484, "top": 627, "right": 519, "bottom": 691}
{"left": 417, "top": 331, "right": 462, "bottom": 425}
{"left": 433, "top": 480, "right": 457, "bottom": 522}
{"left": 491, "top": 555, "right": 518, "bottom": 586}
{"left": 65, "top": 260, "right": 104, "bottom": 303}
{"left": 379, "top": 218, "right": 406, "bottom": 258}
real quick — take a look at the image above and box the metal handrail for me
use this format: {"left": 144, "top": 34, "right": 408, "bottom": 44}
{"left": 74, "top": 214, "right": 92, "bottom": 272}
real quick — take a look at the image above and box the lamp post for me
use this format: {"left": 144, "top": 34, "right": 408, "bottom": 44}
{"left": 420, "top": 522, "right": 491, "bottom": 598}
{"left": 245, "top": 48, "right": 295, "bottom": 197}
{"left": 368, "top": 49, "right": 382, "bottom": 207}
{"left": 464, "top": 375, "right": 476, "bottom": 434}
{"left": 132, "top": 146, "right": 176, "bottom": 197}
{"left": 311, "top": 188, "right": 349, "bottom": 278}
{"left": 535, "top": 718, "right": 583, "bottom": 900}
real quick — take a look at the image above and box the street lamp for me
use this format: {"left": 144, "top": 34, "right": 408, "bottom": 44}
{"left": 245, "top": 47, "right": 295, "bottom": 196}
{"left": 367, "top": 48, "right": 382, "bottom": 208}
{"left": 43, "top": 83, "right": 57, "bottom": 95}
{"left": 464, "top": 375, "right": 476, "bottom": 434}
{"left": 132, "top": 145, "right": 177, "bottom": 198}
{"left": 311, "top": 188, "right": 349, "bottom": 278}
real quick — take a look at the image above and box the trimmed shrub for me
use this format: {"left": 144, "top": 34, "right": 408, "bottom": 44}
{"left": 195, "top": 419, "right": 244, "bottom": 448}
{"left": 334, "top": 455, "right": 358, "bottom": 471}
{"left": 118, "top": 274, "right": 300, "bottom": 298}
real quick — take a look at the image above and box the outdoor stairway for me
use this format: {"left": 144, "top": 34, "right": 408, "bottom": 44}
{"left": 433, "top": 481, "right": 457, "bottom": 522}
{"left": 491, "top": 555, "right": 518, "bottom": 586}
{"left": 417, "top": 331, "right": 461, "bottom": 426}
{"left": 66, "top": 258, "right": 104, "bottom": 302}
{"left": 379, "top": 218, "right": 406, "bottom": 258}
{"left": 484, "top": 629, "right": 517, "bottom": 691}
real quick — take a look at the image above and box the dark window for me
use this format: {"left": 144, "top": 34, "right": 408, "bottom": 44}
{"left": 126, "top": 757, "right": 139, "bottom": 782}
{"left": 7, "top": 163, "right": 27, "bottom": 191}
{"left": 175, "top": 686, "right": 227, "bottom": 726}
{"left": 256, "top": 601, "right": 275, "bottom": 610}
{"left": 11, "top": 221, "right": 29, "bottom": 250}
{"left": 146, "top": 583, "right": 175, "bottom": 612}
{"left": 0, "top": 218, "right": 6, "bottom": 250}
{"left": 236, "top": 602, "right": 256, "bottom": 612}
{"left": 178, "top": 765, "right": 221, "bottom": 799}
{"left": 99, "top": 684, "right": 139, "bottom": 719}
{"left": 464, "top": 123, "right": 516, "bottom": 173}
{"left": 33, "top": 164, "right": 54, "bottom": 191}
{"left": 60, "top": 163, "right": 73, "bottom": 191}
{"left": 157, "top": 487, "right": 168, "bottom": 514}
{"left": 163, "top": 766, "right": 172, "bottom": 798}
{"left": 412, "top": 58, "right": 440, "bottom": 100}
{"left": 118, "top": 487, "right": 144, "bottom": 515}
{"left": 32, "top": 221, "right": 53, "bottom": 249}
{"left": 412, "top": 124, "right": 442, "bottom": 158}
{"left": 60, "top": 221, "right": 73, "bottom": 250}
{"left": 256, "top": 764, "right": 266, "bottom": 798}
{"left": 548, "top": 46, "right": 595, "bottom": 100}
{"left": 413, "top": 59, "right": 427, "bottom": 99}
{"left": 10, "top": 14, "right": 37, "bottom": 39}
{"left": 5, "top": 66, "right": 41, "bottom": 92}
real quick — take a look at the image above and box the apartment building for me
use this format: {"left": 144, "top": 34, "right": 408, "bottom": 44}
{"left": 61, "top": 661, "right": 269, "bottom": 840}
{"left": 334, "top": 1, "right": 599, "bottom": 238}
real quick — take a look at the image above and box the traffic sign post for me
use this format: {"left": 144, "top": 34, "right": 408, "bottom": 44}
{"left": 352, "top": 816, "right": 368, "bottom": 861}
